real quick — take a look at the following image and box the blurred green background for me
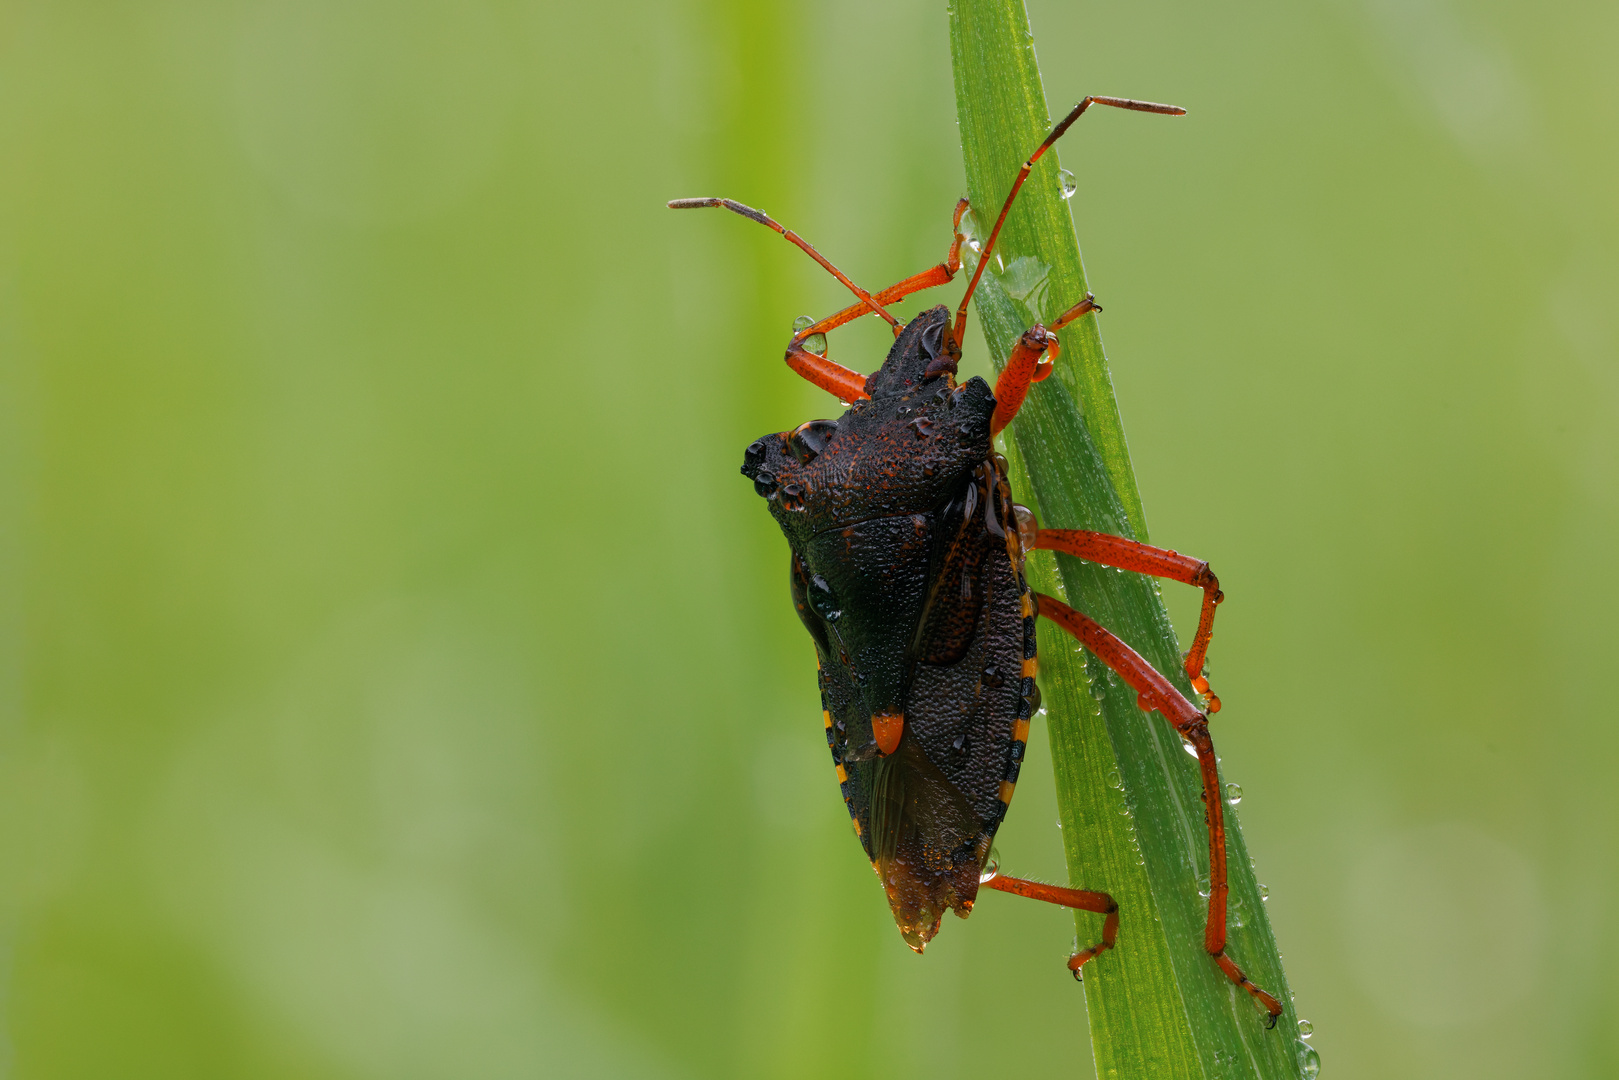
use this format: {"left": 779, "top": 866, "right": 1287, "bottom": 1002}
{"left": 1, "top": 0, "right": 1615, "bottom": 1077}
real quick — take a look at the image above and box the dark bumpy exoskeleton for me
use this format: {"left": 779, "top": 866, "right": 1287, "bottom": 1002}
{"left": 672, "top": 94, "right": 1284, "bottom": 1023}
{"left": 741, "top": 308, "right": 1035, "bottom": 947}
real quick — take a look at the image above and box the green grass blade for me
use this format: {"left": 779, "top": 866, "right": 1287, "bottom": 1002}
{"left": 948, "top": 4, "right": 1313, "bottom": 1078}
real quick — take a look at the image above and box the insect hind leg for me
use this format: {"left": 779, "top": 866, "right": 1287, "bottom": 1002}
{"left": 1033, "top": 591, "right": 1283, "bottom": 1022}
{"left": 980, "top": 872, "right": 1118, "bottom": 978}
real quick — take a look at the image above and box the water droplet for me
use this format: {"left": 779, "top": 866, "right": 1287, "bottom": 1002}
{"left": 1258, "top": 883, "right": 1270, "bottom": 901}
{"left": 1106, "top": 769, "right": 1123, "bottom": 790}
{"left": 966, "top": 236, "right": 982, "bottom": 253}
{"left": 1297, "top": 1019, "right": 1313, "bottom": 1038}
{"left": 792, "top": 314, "right": 815, "bottom": 333}
{"left": 803, "top": 332, "right": 828, "bottom": 356}
{"left": 1196, "top": 874, "right": 1212, "bottom": 899}
{"left": 1224, "top": 782, "right": 1243, "bottom": 805}
{"left": 1059, "top": 168, "right": 1077, "bottom": 199}
{"left": 980, "top": 851, "right": 1001, "bottom": 883}
{"left": 1056, "top": 818, "right": 1063, "bottom": 830}
{"left": 1182, "top": 740, "right": 1199, "bottom": 758}
{"left": 1296, "top": 1040, "right": 1321, "bottom": 1079}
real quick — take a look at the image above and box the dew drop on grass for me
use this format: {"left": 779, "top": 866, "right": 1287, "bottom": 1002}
{"left": 1297, "top": 1019, "right": 1313, "bottom": 1038}
{"left": 1296, "top": 1041, "right": 1321, "bottom": 1079}
{"left": 1259, "top": 883, "right": 1270, "bottom": 901}
{"left": 1059, "top": 168, "right": 1077, "bottom": 199}
{"left": 1225, "top": 782, "right": 1243, "bottom": 805}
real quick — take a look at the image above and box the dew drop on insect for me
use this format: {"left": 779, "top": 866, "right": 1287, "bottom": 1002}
{"left": 1059, "top": 168, "right": 1078, "bottom": 199}
{"left": 1183, "top": 740, "right": 1199, "bottom": 759}
{"left": 1296, "top": 1042, "right": 1321, "bottom": 1080}
{"left": 1258, "top": 883, "right": 1270, "bottom": 901}
{"left": 792, "top": 314, "right": 815, "bottom": 333}
{"left": 980, "top": 850, "right": 1001, "bottom": 883}
{"left": 1297, "top": 1019, "right": 1314, "bottom": 1039}
{"left": 1013, "top": 504, "right": 1038, "bottom": 553}
{"left": 803, "top": 332, "right": 828, "bottom": 356}
{"left": 1225, "top": 782, "right": 1243, "bottom": 805}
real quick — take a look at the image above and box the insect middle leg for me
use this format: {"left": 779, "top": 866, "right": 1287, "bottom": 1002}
{"left": 1033, "top": 590, "right": 1283, "bottom": 1023}
{"left": 980, "top": 872, "right": 1118, "bottom": 977}
{"left": 1031, "top": 527, "right": 1225, "bottom": 711}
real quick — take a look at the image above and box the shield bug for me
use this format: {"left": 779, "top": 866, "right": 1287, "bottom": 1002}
{"left": 671, "top": 95, "right": 1282, "bottom": 1023}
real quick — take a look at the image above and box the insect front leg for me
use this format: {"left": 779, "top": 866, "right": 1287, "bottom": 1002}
{"left": 796, "top": 198, "right": 970, "bottom": 341}
{"left": 980, "top": 872, "right": 1118, "bottom": 978}
{"left": 783, "top": 342, "right": 877, "bottom": 402}
{"left": 1033, "top": 591, "right": 1284, "bottom": 1024}
{"left": 784, "top": 199, "right": 974, "bottom": 401}
{"left": 988, "top": 293, "right": 1101, "bottom": 435}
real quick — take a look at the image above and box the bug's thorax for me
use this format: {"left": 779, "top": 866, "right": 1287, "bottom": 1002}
{"left": 741, "top": 308, "right": 991, "bottom": 534}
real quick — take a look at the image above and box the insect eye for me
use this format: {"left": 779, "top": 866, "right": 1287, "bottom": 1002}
{"left": 789, "top": 419, "right": 839, "bottom": 464}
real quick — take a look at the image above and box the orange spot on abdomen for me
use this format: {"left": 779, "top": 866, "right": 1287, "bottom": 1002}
{"left": 873, "top": 713, "right": 904, "bottom": 756}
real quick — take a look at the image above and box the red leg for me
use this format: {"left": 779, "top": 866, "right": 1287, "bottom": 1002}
{"left": 989, "top": 293, "right": 1101, "bottom": 436}
{"left": 953, "top": 96, "right": 1184, "bottom": 346}
{"left": 1034, "top": 591, "right": 1282, "bottom": 1022}
{"left": 982, "top": 872, "right": 1119, "bottom": 978}
{"left": 798, "top": 198, "right": 970, "bottom": 340}
{"left": 674, "top": 198, "right": 971, "bottom": 402}
{"left": 1032, "top": 527, "right": 1225, "bottom": 712}
{"left": 784, "top": 200, "right": 971, "bottom": 402}
{"left": 784, "top": 349, "right": 872, "bottom": 403}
